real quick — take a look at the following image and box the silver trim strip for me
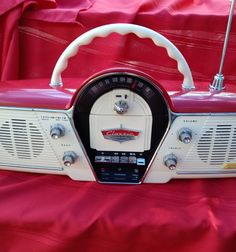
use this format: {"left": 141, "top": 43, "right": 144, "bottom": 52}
{"left": 177, "top": 170, "right": 236, "bottom": 175}
{"left": 0, "top": 163, "right": 63, "bottom": 171}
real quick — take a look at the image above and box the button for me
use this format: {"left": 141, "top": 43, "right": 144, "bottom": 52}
{"left": 129, "top": 156, "right": 137, "bottom": 164}
{"left": 95, "top": 156, "right": 103, "bottom": 162}
{"left": 120, "top": 156, "right": 129, "bottom": 163}
{"left": 137, "top": 158, "right": 145, "bottom": 166}
{"left": 104, "top": 156, "right": 111, "bottom": 162}
{"left": 111, "top": 156, "right": 120, "bottom": 163}
{"left": 95, "top": 156, "right": 111, "bottom": 163}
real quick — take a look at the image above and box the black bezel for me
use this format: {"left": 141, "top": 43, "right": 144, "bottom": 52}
{"left": 73, "top": 73, "right": 169, "bottom": 183}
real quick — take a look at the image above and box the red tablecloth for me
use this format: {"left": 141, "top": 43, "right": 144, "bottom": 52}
{"left": 1, "top": 171, "right": 236, "bottom": 252}
{"left": 1, "top": 1, "right": 236, "bottom": 251}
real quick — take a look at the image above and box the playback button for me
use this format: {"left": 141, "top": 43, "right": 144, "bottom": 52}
{"left": 111, "top": 156, "right": 120, "bottom": 163}
{"left": 120, "top": 156, "right": 129, "bottom": 163}
{"left": 137, "top": 158, "right": 145, "bottom": 166}
{"left": 95, "top": 156, "right": 111, "bottom": 163}
{"left": 129, "top": 156, "right": 137, "bottom": 164}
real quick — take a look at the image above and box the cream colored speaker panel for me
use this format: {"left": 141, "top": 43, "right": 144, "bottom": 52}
{"left": 144, "top": 115, "right": 236, "bottom": 183}
{"left": 0, "top": 108, "right": 95, "bottom": 181}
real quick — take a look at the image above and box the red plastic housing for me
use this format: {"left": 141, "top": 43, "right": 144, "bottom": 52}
{"left": 0, "top": 72, "right": 236, "bottom": 113}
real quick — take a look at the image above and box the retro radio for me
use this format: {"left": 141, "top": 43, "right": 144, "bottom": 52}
{"left": 0, "top": 2, "right": 235, "bottom": 184}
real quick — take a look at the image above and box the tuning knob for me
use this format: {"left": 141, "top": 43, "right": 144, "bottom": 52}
{"left": 114, "top": 100, "right": 129, "bottom": 114}
{"left": 63, "top": 151, "right": 77, "bottom": 167}
{"left": 164, "top": 154, "right": 178, "bottom": 170}
{"left": 50, "top": 124, "right": 65, "bottom": 139}
{"left": 178, "top": 128, "right": 192, "bottom": 144}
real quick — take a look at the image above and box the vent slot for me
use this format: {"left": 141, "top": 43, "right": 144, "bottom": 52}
{"left": 197, "top": 125, "right": 236, "bottom": 165}
{"left": 0, "top": 119, "right": 44, "bottom": 160}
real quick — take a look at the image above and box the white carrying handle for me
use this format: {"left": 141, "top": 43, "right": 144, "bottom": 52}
{"left": 50, "top": 23, "right": 195, "bottom": 90}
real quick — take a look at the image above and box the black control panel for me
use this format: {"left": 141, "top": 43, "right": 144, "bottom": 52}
{"left": 94, "top": 151, "right": 147, "bottom": 183}
{"left": 73, "top": 72, "right": 169, "bottom": 184}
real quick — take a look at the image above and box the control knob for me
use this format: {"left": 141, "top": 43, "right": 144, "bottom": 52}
{"left": 63, "top": 151, "right": 77, "bottom": 166}
{"left": 164, "top": 154, "right": 178, "bottom": 170}
{"left": 50, "top": 124, "right": 65, "bottom": 139}
{"left": 114, "top": 100, "right": 129, "bottom": 114}
{"left": 178, "top": 128, "right": 192, "bottom": 144}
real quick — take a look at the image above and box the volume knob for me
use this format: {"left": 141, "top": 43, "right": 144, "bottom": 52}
{"left": 164, "top": 154, "right": 178, "bottom": 170}
{"left": 50, "top": 124, "right": 65, "bottom": 139}
{"left": 178, "top": 128, "right": 192, "bottom": 144}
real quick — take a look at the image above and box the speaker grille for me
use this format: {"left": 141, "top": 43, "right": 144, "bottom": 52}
{"left": 0, "top": 119, "right": 44, "bottom": 160}
{"left": 197, "top": 124, "right": 236, "bottom": 165}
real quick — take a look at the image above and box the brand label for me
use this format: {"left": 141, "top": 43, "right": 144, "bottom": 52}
{"left": 101, "top": 128, "right": 140, "bottom": 143}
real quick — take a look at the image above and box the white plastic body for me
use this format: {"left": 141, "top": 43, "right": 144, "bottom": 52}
{"left": 89, "top": 89, "right": 152, "bottom": 152}
{"left": 49, "top": 23, "right": 195, "bottom": 90}
{"left": 0, "top": 107, "right": 236, "bottom": 183}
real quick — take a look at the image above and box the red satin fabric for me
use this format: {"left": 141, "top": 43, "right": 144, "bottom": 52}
{"left": 1, "top": 0, "right": 236, "bottom": 83}
{"left": 1, "top": 171, "right": 236, "bottom": 252}
{"left": 1, "top": 1, "right": 236, "bottom": 251}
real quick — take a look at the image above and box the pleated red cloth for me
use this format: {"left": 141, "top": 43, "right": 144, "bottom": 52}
{"left": 1, "top": 0, "right": 236, "bottom": 83}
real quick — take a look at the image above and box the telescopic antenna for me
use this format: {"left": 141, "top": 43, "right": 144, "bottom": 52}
{"left": 210, "top": 0, "right": 235, "bottom": 91}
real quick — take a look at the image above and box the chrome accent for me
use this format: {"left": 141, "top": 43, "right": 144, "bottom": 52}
{"left": 171, "top": 111, "right": 236, "bottom": 117}
{"left": 0, "top": 163, "right": 63, "bottom": 171}
{"left": 63, "top": 151, "right": 77, "bottom": 166}
{"left": 178, "top": 127, "right": 192, "bottom": 144}
{"left": 164, "top": 154, "right": 178, "bottom": 170}
{"left": 50, "top": 124, "right": 65, "bottom": 139}
{"left": 210, "top": 73, "right": 225, "bottom": 91}
{"left": 49, "top": 82, "right": 63, "bottom": 88}
{"left": 177, "top": 169, "right": 236, "bottom": 175}
{"left": 210, "top": 0, "right": 235, "bottom": 91}
{"left": 182, "top": 84, "right": 195, "bottom": 91}
{"left": 113, "top": 100, "right": 129, "bottom": 114}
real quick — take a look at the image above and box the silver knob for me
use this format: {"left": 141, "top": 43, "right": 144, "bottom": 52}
{"left": 164, "top": 154, "right": 178, "bottom": 170}
{"left": 178, "top": 128, "right": 192, "bottom": 144}
{"left": 63, "top": 151, "right": 77, "bottom": 166}
{"left": 50, "top": 124, "right": 65, "bottom": 139}
{"left": 114, "top": 100, "right": 129, "bottom": 114}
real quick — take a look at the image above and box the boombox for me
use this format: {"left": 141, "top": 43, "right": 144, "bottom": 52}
{"left": 0, "top": 4, "right": 236, "bottom": 184}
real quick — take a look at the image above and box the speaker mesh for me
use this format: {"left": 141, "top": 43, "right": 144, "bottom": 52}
{"left": 0, "top": 119, "right": 44, "bottom": 160}
{"left": 197, "top": 125, "right": 236, "bottom": 165}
